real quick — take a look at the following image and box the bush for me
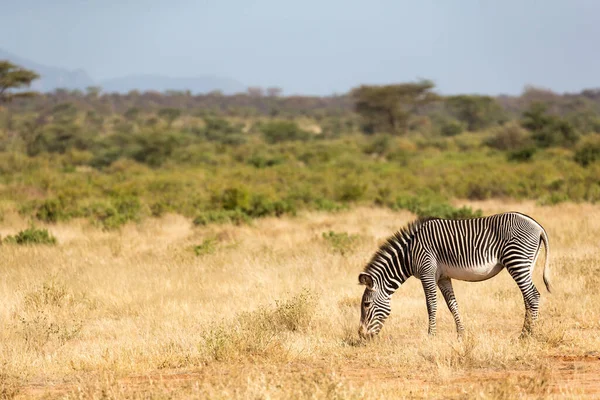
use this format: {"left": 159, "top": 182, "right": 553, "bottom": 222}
{"left": 507, "top": 147, "right": 537, "bottom": 162}
{"left": 193, "top": 210, "right": 251, "bottom": 226}
{"left": 440, "top": 120, "right": 465, "bottom": 137}
{"left": 521, "top": 103, "right": 580, "bottom": 148}
{"left": 211, "top": 187, "right": 297, "bottom": 220}
{"left": 335, "top": 180, "right": 368, "bottom": 202}
{"left": 485, "top": 121, "right": 531, "bottom": 151}
{"left": 322, "top": 231, "right": 359, "bottom": 256}
{"left": 82, "top": 196, "right": 143, "bottom": 230}
{"left": 314, "top": 198, "right": 348, "bottom": 212}
{"left": 574, "top": 135, "right": 600, "bottom": 167}
{"left": 531, "top": 119, "right": 580, "bottom": 148}
{"left": 247, "top": 152, "right": 285, "bottom": 168}
{"left": 219, "top": 187, "right": 251, "bottom": 211}
{"left": 394, "top": 194, "right": 482, "bottom": 219}
{"left": 245, "top": 195, "right": 296, "bottom": 218}
{"left": 362, "top": 134, "right": 391, "bottom": 155}
{"left": 4, "top": 227, "right": 57, "bottom": 245}
{"left": 261, "top": 120, "right": 311, "bottom": 143}
{"left": 35, "top": 198, "right": 68, "bottom": 223}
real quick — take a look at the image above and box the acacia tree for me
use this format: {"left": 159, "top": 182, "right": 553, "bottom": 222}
{"left": 0, "top": 60, "right": 39, "bottom": 102}
{"left": 351, "top": 80, "right": 439, "bottom": 135}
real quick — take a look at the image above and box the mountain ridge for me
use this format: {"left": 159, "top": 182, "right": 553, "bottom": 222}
{"left": 0, "top": 48, "right": 246, "bottom": 94}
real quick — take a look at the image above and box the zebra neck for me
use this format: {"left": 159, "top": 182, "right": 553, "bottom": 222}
{"left": 368, "top": 255, "right": 412, "bottom": 295}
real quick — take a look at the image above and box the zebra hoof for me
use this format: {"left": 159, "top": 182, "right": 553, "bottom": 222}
{"left": 518, "top": 331, "right": 534, "bottom": 340}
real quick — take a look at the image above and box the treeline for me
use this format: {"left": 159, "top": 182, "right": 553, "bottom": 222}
{"left": 4, "top": 78, "right": 600, "bottom": 125}
{"left": 0, "top": 61, "right": 600, "bottom": 230}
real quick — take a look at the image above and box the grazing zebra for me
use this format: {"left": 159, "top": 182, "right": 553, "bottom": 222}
{"left": 358, "top": 212, "right": 551, "bottom": 339}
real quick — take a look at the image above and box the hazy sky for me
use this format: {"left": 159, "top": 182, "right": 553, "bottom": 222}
{"left": 1, "top": 0, "right": 599, "bottom": 95}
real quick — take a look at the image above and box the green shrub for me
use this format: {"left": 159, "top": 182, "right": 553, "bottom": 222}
{"left": 362, "top": 134, "right": 391, "bottom": 155}
{"left": 574, "top": 135, "right": 600, "bottom": 167}
{"left": 440, "top": 120, "right": 465, "bottom": 137}
{"left": 193, "top": 237, "right": 218, "bottom": 256}
{"left": 314, "top": 198, "right": 348, "bottom": 212}
{"left": 507, "top": 147, "right": 537, "bottom": 162}
{"left": 149, "top": 200, "right": 173, "bottom": 217}
{"left": 485, "top": 121, "right": 531, "bottom": 151}
{"left": 261, "top": 120, "right": 311, "bottom": 143}
{"left": 4, "top": 227, "right": 57, "bottom": 245}
{"left": 193, "top": 210, "right": 251, "bottom": 226}
{"left": 219, "top": 187, "right": 251, "bottom": 211}
{"left": 201, "top": 117, "right": 246, "bottom": 146}
{"left": 521, "top": 103, "right": 580, "bottom": 148}
{"left": 335, "top": 180, "right": 368, "bottom": 202}
{"left": 82, "top": 196, "right": 143, "bottom": 230}
{"left": 322, "top": 231, "right": 359, "bottom": 256}
{"left": 35, "top": 198, "right": 68, "bottom": 223}
{"left": 247, "top": 152, "right": 285, "bottom": 168}
{"left": 245, "top": 195, "right": 297, "bottom": 218}
{"left": 394, "top": 195, "right": 482, "bottom": 219}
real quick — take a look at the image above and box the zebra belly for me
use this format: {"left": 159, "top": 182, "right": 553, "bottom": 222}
{"left": 439, "top": 260, "right": 504, "bottom": 282}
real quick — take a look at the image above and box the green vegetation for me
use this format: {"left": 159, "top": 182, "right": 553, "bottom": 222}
{"left": 0, "top": 60, "right": 39, "bottom": 102}
{"left": 1, "top": 62, "right": 600, "bottom": 228}
{"left": 3, "top": 227, "right": 57, "bottom": 245}
{"left": 193, "top": 237, "right": 218, "bottom": 256}
{"left": 322, "top": 231, "right": 360, "bottom": 256}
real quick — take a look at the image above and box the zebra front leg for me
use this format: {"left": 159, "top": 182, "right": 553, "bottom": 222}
{"left": 438, "top": 277, "right": 465, "bottom": 338}
{"left": 421, "top": 278, "right": 438, "bottom": 336}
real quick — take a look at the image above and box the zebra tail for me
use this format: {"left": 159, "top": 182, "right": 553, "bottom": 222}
{"left": 541, "top": 229, "right": 552, "bottom": 293}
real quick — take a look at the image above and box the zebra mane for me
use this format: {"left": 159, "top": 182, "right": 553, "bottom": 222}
{"left": 362, "top": 216, "right": 438, "bottom": 274}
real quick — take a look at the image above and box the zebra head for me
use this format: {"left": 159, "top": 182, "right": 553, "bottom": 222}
{"left": 358, "top": 272, "right": 391, "bottom": 339}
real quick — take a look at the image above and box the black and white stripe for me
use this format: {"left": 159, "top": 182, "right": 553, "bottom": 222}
{"left": 358, "top": 212, "right": 551, "bottom": 338}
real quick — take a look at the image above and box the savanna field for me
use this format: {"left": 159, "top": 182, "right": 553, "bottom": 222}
{"left": 1, "top": 78, "right": 600, "bottom": 398}
{"left": 1, "top": 201, "right": 599, "bottom": 399}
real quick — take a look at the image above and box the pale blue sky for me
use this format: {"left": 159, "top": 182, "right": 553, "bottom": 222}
{"left": 1, "top": 0, "right": 598, "bottom": 95}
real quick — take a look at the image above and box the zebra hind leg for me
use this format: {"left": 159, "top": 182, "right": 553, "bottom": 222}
{"left": 437, "top": 277, "right": 465, "bottom": 338}
{"left": 506, "top": 264, "right": 541, "bottom": 338}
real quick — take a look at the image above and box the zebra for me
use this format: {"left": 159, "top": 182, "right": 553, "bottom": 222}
{"left": 357, "top": 211, "right": 551, "bottom": 339}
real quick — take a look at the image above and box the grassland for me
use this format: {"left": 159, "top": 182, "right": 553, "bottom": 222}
{"left": 1, "top": 200, "right": 599, "bottom": 399}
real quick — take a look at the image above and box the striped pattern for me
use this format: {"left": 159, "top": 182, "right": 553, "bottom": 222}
{"left": 358, "top": 212, "right": 551, "bottom": 338}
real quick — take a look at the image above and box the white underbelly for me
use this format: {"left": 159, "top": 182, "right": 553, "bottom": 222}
{"left": 440, "top": 260, "right": 504, "bottom": 282}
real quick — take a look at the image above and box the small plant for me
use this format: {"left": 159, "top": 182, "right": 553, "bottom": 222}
{"left": 3, "top": 227, "right": 57, "bottom": 245}
{"left": 322, "top": 231, "right": 359, "bottom": 256}
{"left": 239, "top": 289, "right": 318, "bottom": 334}
{"left": 193, "top": 237, "right": 218, "bottom": 256}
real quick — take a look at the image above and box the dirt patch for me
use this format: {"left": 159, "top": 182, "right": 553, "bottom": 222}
{"left": 17, "top": 355, "right": 600, "bottom": 399}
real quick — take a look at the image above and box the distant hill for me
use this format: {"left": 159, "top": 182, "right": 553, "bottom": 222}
{"left": 0, "top": 48, "right": 94, "bottom": 92}
{"left": 0, "top": 48, "right": 246, "bottom": 95}
{"left": 99, "top": 74, "right": 246, "bottom": 95}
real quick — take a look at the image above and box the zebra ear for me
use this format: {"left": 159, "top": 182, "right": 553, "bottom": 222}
{"left": 358, "top": 273, "right": 374, "bottom": 289}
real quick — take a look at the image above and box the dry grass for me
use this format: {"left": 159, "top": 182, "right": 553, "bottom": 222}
{"left": 1, "top": 201, "right": 599, "bottom": 399}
